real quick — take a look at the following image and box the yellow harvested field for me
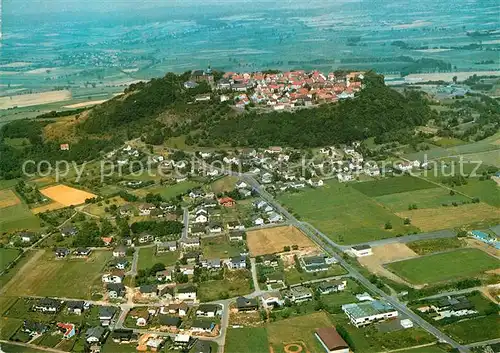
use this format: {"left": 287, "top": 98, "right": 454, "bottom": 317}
{"left": 40, "top": 184, "right": 97, "bottom": 206}
{"left": 358, "top": 243, "right": 419, "bottom": 287}
{"left": 0, "top": 90, "right": 71, "bottom": 109}
{"left": 247, "top": 226, "right": 318, "bottom": 256}
{"left": 0, "top": 190, "right": 21, "bottom": 209}
{"left": 31, "top": 202, "right": 66, "bottom": 214}
{"left": 397, "top": 203, "right": 500, "bottom": 232}
{"left": 63, "top": 100, "right": 108, "bottom": 108}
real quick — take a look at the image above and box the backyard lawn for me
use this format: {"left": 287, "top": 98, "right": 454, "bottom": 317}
{"left": 278, "top": 180, "right": 419, "bottom": 244}
{"left": 202, "top": 235, "right": 245, "bottom": 258}
{"left": 137, "top": 247, "right": 180, "bottom": 270}
{"left": 386, "top": 248, "right": 499, "bottom": 285}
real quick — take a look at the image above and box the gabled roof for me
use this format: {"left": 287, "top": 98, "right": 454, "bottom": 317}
{"left": 159, "top": 315, "right": 181, "bottom": 327}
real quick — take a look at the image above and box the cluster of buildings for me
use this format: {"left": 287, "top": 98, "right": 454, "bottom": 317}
{"left": 216, "top": 70, "right": 364, "bottom": 110}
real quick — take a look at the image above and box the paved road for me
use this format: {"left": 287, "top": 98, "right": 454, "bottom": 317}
{"left": 337, "top": 229, "right": 457, "bottom": 249}
{"left": 417, "top": 287, "right": 483, "bottom": 301}
{"left": 242, "top": 174, "right": 471, "bottom": 353}
{"left": 465, "top": 338, "right": 500, "bottom": 348}
{"left": 181, "top": 206, "right": 189, "bottom": 241}
{"left": 250, "top": 258, "right": 261, "bottom": 293}
{"left": 126, "top": 248, "right": 140, "bottom": 276}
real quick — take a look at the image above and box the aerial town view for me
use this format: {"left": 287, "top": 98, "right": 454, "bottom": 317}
{"left": 0, "top": 0, "right": 499, "bottom": 353}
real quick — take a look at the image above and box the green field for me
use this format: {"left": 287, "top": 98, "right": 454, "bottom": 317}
{"left": 202, "top": 235, "right": 245, "bottom": 259}
{"left": 454, "top": 179, "right": 500, "bottom": 207}
{"left": 198, "top": 270, "right": 252, "bottom": 302}
{"left": 442, "top": 315, "right": 499, "bottom": 344}
{"left": 0, "top": 249, "right": 21, "bottom": 272}
{"left": 211, "top": 176, "right": 238, "bottom": 194}
{"left": 3, "top": 250, "right": 111, "bottom": 299}
{"left": 374, "top": 187, "right": 470, "bottom": 212}
{"left": 0, "top": 180, "right": 18, "bottom": 190}
{"left": 386, "top": 249, "right": 499, "bottom": 284}
{"left": 0, "top": 342, "right": 48, "bottom": 353}
{"left": 225, "top": 327, "right": 269, "bottom": 353}
{"left": 278, "top": 180, "right": 419, "bottom": 244}
{"left": 137, "top": 247, "right": 180, "bottom": 270}
{"left": 407, "top": 237, "right": 465, "bottom": 255}
{"left": 352, "top": 176, "right": 438, "bottom": 197}
{"left": 0, "top": 203, "right": 41, "bottom": 233}
{"left": 396, "top": 346, "right": 449, "bottom": 353}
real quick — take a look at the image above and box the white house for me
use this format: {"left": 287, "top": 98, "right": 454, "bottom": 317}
{"left": 253, "top": 217, "right": 265, "bottom": 226}
{"left": 102, "top": 274, "right": 123, "bottom": 284}
{"left": 175, "top": 286, "right": 197, "bottom": 301}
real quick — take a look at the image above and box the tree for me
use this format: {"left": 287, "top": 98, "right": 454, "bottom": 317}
{"left": 384, "top": 221, "right": 393, "bottom": 230}
{"left": 403, "top": 218, "right": 411, "bottom": 225}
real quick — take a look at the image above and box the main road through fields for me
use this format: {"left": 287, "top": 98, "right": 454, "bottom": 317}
{"left": 241, "top": 174, "right": 471, "bottom": 353}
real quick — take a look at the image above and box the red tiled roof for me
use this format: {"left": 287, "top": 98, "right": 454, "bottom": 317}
{"left": 315, "top": 327, "right": 348, "bottom": 351}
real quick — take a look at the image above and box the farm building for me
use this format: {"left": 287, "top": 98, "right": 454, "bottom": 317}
{"left": 315, "top": 327, "right": 349, "bottom": 353}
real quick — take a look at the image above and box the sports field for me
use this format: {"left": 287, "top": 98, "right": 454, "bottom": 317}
{"left": 0, "top": 190, "right": 21, "bottom": 209}
{"left": 267, "top": 312, "right": 333, "bottom": 353}
{"left": 247, "top": 226, "right": 318, "bottom": 256}
{"left": 40, "top": 184, "right": 97, "bottom": 206}
{"left": 0, "top": 203, "right": 41, "bottom": 233}
{"left": 278, "top": 181, "right": 419, "bottom": 244}
{"left": 386, "top": 248, "right": 499, "bottom": 284}
{"left": 397, "top": 203, "right": 500, "bottom": 231}
{"left": 352, "top": 175, "right": 437, "bottom": 197}
{"left": 3, "top": 250, "right": 111, "bottom": 299}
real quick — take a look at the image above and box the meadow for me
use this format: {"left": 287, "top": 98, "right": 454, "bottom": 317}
{"left": 374, "top": 187, "right": 470, "bottom": 212}
{"left": 197, "top": 270, "right": 252, "bottom": 302}
{"left": 278, "top": 181, "right": 419, "bottom": 244}
{"left": 211, "top": 176, "right": 238, "bottom": 194}
{"left": 406, "top": 238, "right": 465, "bottom": 255}
{"left": 0, "top": 249, "right": 21, "bottom": 272}
{"left": 454, "top": 179, "right": 500, "bottom": 207}
{"left": 284, "top": 265, "right": 347, "bottom": 285}
{"left": 3, "top": 250, "right": 111, "bottom": 299}
{"left": 386, "top": 248, "right": 499, "bottom": 284}
{"left": 225, "top": 327, "right": 269, "bottom": 353}
{"left": 0, "top": 203, "right": 41, "bottom": 233}
{"left": 137, "top": 247, "right": 180, "bottom": 270}
{"left": 202, "top": 235, "right": 245, "bottom": 258}
{"left": 351, "top": 176, "right": 437, "bottom": 197}
{"left": 441, "top": 315, "right": 500, "bottom": 344}
{"left": 132, "top": 181, "right": 200, "bottom": 200}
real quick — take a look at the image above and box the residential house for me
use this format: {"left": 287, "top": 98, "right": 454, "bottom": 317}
{"left": 267, "top": 212, "right": 283, "bottom": 224}
{"left": 193, "top": 210, "right": 209, "bottom": 224}
{"left": 208, "top": 222, "right": 223, "bottom": 234}
{"left": 205, "top": 258, "right": 221, "bottom": 270}
{"left": 425, "top": 296, "right": 478, "bottom": 319}
{"left": 318, "top": 280, "right": 347, "bottom": 295}
{"left": 140, "top": 284, "right": 158, "bottom": 298}
{"left": 262, "top": 254, "right": 279, "bottom": 267}
{"left": 253, "top": 217, "right": 265, "bottom": 226}
{"left": 156, "top": 269, "right": 173, "bottom": 282}
{"left": 74, "top": 247, "right": 92, "bottom": 257}
{"left": 227, "top": 221, "right": 245, "bottom": 231}
{"left": 180, "top": 264, "right": 196, "bottom": 276}
{"left": 34, "top": 298, "right": 62, "bottom": 313}
{"left": 158, "top": 285, "right": 175, "bottom": 299}
{"left": 173, "top": 334, "right": 195, "bottom": 350}
{"left": 175, "top": 285, "right": 197, "bottom": 301}
{"left": 162, "top": 303, "right": 189, "bottom": 317}
{"left": 229, "top": 231, "right": 245, "bottom": 241}
{"left": 265, "top": 272, "right": 284, "bottom": 285}
{"left": 350, "top": 245, "right": 372, "bottom": 257}
{"left": 55, "top": 247, "right": 70, "bottom": 259}
{"left": 139, "top": 203, "right": 155, "bottom": 216}
{"left": 136, "top": 316, "right": 149, "bottom": 327}
{"left": 190, "top": 224, "right": 207, "bottom": 236}
{"left": 182, "top": 237, "right": 200, "bottom": 249}
{"left": 111, "top": 255, "right": 127, "bottom": 268}
{"left": 119, "top": 204, "right": 133, "bottom": 216}
{"left": 99, "top": 306, "right": 117, "bottom": 327}
{"left": 101, "top": 236, "right": 113, "bottom": 246}
{"left": 191, "top": 320, "right": 215, "bottom": 334}
{"left": 112, "top": 245, "right": 127, "bottom": 258}
{"left": 300, "top": 255, "right": 330, "bottom": 272}
{"left": 341, "top": 300, "right": 398, "bottom": 327}
{"left": 138, "top": 233, "right": 154, "bottom": 244}
{"left": 228, "top": 256, "right": 247, "bottom": 269}
{"left": 281, "top": 286, "right": 313, "bottom": 303}
{"left": 67, "top": 301, "right": 85, "bottom": 315}
{"left": 19, "top": 231, "right": 35, "bottom": 243}
{"left": 238, "top": 188, "right": 252, "bottom": 198}
{"left": 85, "top": 326, "right": 108, "bottom": 344}
{"left": 218, "top": 197, "right": 236, "bottom": 207}
{"left": 57, "top": 323, "right": 76, "bottom": 339}
{"left": 183, "top": 251, "right": 200, "bottom": 264}
{"left": 192, "top": 340, "right": 213, "bottom": 353}
{"left": 107, "top": 283, "right": 125, "bottom": 298}
{"left": 261, "top": 292, "right": 284, "bottom": 308}
{"left": 102, "top": 271, "right": 124, "bottom": 284}
{"left": 159, "top": 315, "right": 182, "bottom": 330}
{"left": 261, "top": 172, "right": 273, "bottom": 184}
{"left": 23, "top": 321, "right": 48, "bottom": 336}
{"left": 111, "top": 329, "right": 138, "bottom": 343}
{"left": 157, "top": 241, "right": 177, "bottom": 253}
{"left": 61, "top": 226, "right": 78, "bottom": 237}
{"left": 236, "top": 297, "right": 259, "bottom": 312}
{"left": 315, "top": 327, "right": 350, "bottom": 353}
{"left": 235, "top": 181, "right": 248, "bottom": 189}
{"left": 196, "top": 304, "right": 220, "bottom": 317}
